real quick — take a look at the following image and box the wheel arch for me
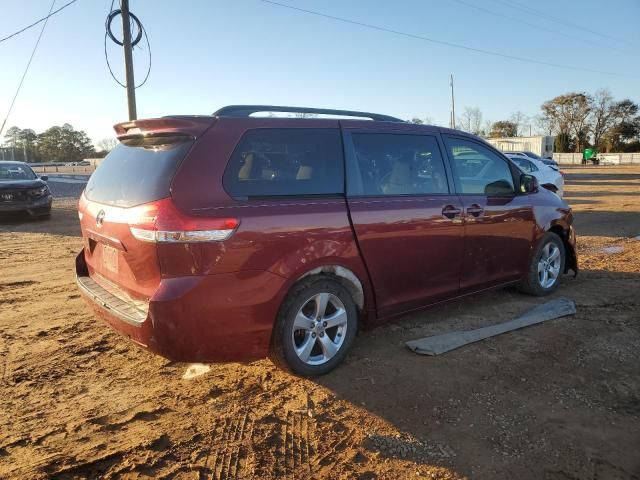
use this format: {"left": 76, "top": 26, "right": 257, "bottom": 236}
{"left": 546, "top": 221, "right": 578, "bottom": 275}
{"left": 294, "top": 265, "right": 366, "bottom": 312}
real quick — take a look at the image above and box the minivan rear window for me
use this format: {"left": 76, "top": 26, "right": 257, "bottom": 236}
{"left": 223, "top": 128, "right": 344, "bottom": 198}
{"left": 85, "top": 136, "right": 193, "bottom": 207}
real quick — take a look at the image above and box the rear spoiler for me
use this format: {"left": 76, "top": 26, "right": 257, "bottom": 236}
{"left": 113, "top": 116, "right": 216, "bottom": 141}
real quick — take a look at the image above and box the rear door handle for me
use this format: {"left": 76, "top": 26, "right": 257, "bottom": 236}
{"left": 442, "top": 204, "right": 462, "bottom": 219}
{"left": 466, "top": 204, "right": 484, "bottom": 217}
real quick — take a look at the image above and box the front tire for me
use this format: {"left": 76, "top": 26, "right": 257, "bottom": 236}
{"left": 519, "top": 232, "right": 565, "bottom": 296}
{"left": 270, "top": 276, "right": 358, "bottom": 377}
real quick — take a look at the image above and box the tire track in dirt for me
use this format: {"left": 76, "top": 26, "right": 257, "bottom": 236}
{"left": 0, "top": 280, "right": 38, "bottom": 292}
{"left": 206, "top": 410, "right": 254, "bottom": 480}
{"left": 279, "top": 410, "right": 315, "bottom": 479}
{"left": 0, "top": 333, "right": 10, "bottom": 386}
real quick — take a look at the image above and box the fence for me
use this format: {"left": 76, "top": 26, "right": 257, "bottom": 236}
{"left": 31, "top": 165, "right": 95, "bottom": 174}
{"left": 553, "top": 153, "right": 640, "bottom": 165}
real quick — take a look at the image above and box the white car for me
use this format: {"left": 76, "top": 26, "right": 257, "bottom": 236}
{"left": 505, "top": 153, "right": 564, "bottom": 197}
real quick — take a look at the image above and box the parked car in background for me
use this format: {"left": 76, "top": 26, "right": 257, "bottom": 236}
{"left": 505, "top": 153, "right": 564, "bottom": 197}
{"left": 0, "top": 161, "right": 52, "bottom": 218}
{"left": 507, "top": 150, "right": 560, "bottom": 168}
{"left": 509, "top": 150, "right": 544, "bottom": 160}
{"left": 76, "top": 105, "right": 578, "bottom": 376}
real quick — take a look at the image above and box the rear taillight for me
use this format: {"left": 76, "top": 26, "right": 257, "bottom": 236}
{"left": 559, "top": 170, "right": 565, "bottom": 177}
{"left": 127, "top": 198, "right": 239, "bottom": 243}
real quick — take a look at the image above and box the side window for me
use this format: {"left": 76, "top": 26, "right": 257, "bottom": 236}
{"left": 349, "top": 133, "right": 449, "bottom": 196}
{"left": 223, "top": 128, "right": 344, "bottom": 197}
{"left": 443, "top": 137, "right": 515, "bottom": 195}
{"left": 512, "top": 157, "right": 536, "bottom": 173}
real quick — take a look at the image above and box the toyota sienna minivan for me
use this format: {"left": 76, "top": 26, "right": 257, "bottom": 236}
{"left": 76, "top": 105, "right": 577, "bottom": 376}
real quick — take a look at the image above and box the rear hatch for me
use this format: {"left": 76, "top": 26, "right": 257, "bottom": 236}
{"left": 78, "top": 116, "right": 214, "bottom": 301}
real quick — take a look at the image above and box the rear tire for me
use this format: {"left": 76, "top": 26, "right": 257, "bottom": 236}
{"left": 519, "top": 232, "right": 565, "bottom": 296}
{"left": 270, "top": 276, "right": 358, "bottom": 377}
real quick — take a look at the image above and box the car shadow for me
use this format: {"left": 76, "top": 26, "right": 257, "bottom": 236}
{"left": 573, "top": 211, "right": 640, "bottom": 237}
{"left": 315, "top": 269, "right": 640, "bottom": 478}
{"left": 0, "top": 201, "right": 80, "bottom": 237}
{"left": 564, "top": 172, "right": 640, "bottom": 182}
{"left": 565, "top": 190, "right": 640, "bottom": 197}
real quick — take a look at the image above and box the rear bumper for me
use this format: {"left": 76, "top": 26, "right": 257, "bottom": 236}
{"left": 75, "top": 250, "right": 288, "bottom": 363}
{"left": 76, "top": 274, "right": 148, "bottom": 326}
{"left": 0, "top": 195, "right": 52, "bottom": 215}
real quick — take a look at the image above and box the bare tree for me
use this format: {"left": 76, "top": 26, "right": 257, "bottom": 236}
{"left": 541, "top": 93, "right": 592, "bottom": 152}
{"left": 588, "top": 89, "right": 617, "bottom": 151}
{"left": 457, "top": 107, "right": 483, "bottom": 135}
{"left": 509, "top": 111, "right": 530, "bottom": 136}
{"left": 533, "top": 114, "right": 556, "bottom": 136}
{"left": 481, "top": 119, "right": 493, "bottom": 137}
{"left": 97, "top": 138, "right": 118, "bottom": 152}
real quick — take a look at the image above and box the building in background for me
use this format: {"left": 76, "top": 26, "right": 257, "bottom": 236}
{"left": 486, "top": 136, "right": 555, "bottom": 158}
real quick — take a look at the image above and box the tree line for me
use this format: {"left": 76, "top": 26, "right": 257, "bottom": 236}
{"left": 411, "top": 88, "right": 639, "bottom": 153}
{"left": 0, "top": 124, "right": 113, "bottom": 163}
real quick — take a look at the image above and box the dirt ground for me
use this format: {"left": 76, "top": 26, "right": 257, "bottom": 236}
{"left": 1, "top": 166, "right": 639, "bottom": 480}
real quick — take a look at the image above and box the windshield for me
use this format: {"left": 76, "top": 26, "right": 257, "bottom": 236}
{"left": 523, "top": 151, "right": 541, "bottom": 159}
{"left": 0, "top": 163, "right": 36, "bottom": 181}
{"left": 511, "top": 157, "right": 528, "bottom": 169}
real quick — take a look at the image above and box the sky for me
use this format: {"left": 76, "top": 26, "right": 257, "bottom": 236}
{"left": 1, "top": 0, "right": 639, "bottom": 145}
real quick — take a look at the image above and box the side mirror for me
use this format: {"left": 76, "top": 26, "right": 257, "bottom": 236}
{"left": 520, "top": 173, "right": 538, "bottom": 194}
{"left": 40, "top": 175, "right": 48, "bottom": 181}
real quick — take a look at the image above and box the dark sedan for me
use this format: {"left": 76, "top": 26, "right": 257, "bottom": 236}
{"left": 0, "top": 161, "right": 52, "bottom": 218}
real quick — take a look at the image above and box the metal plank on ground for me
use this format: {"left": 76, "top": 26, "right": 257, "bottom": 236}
{"left": 406, "top": 298, "right": 576, "bottom": 356}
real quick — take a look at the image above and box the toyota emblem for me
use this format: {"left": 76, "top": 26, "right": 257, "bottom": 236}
{"left": 96, "top": 210, "right": 106, "bottom": 227}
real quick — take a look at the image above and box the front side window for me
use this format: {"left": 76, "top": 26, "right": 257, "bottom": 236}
{"left": 349, "top": 133, "right": 448, "bottom": 196}
{"left": 223, "top": 128, "right": 344, "bottom": 198}
{"left": 444, "top": 137, "right": 515, "bottom": 195}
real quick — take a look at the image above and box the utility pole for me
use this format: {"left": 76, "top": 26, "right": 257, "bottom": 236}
{"left": 449, "top": 74, "right": 456, "bottom": 130}
{"left": 121, "top": 0, "right": 137, "bottom": 120}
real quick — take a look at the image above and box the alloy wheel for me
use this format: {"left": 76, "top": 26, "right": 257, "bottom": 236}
{"left": 537, "top": 242, "right": 561, "bottom": 289}
{"left": 291, "top": 292, "right": 348, "bottom": 366}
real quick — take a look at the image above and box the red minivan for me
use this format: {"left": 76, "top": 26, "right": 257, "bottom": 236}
{"left": 76, "top": 106, "right": 577, "bottom": 376}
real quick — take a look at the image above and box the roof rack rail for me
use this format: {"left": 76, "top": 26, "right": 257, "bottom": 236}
{"left": 212, "top": 105, "right": 404, "bottom": 122}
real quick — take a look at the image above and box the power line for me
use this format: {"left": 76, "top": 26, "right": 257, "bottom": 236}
{"left": 0, "top": 1, "right": 57, "bottom": 137}
{"left": 0, "top": 0, "right": 78, "bottom": 44}
{"left": 454, "top": 0, "right": 633, "bottom": 56}
{"left": 491, "top": 0, "right": 635, "bottom": 48}
{"left": 256, "top": 0, "right": 633, "bottom": 78}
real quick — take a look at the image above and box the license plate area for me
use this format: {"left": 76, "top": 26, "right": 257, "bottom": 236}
{"left": 102, "top": 244, "right": 119, "bottom": 274}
